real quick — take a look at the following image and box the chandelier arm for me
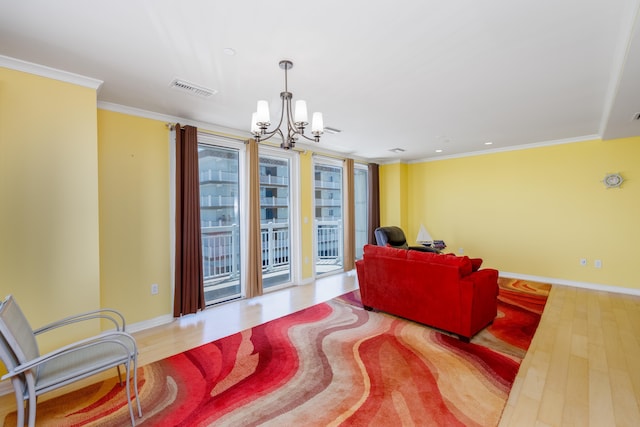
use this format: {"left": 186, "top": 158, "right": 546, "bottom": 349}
{"left": 257, "top": 96, "right": 288, "bottom": 142}
{"left": 297, "top": 133, "right": 320, "bottom": 143}
{"left": 285, "top": 94, "right": 298, "bottom": 134}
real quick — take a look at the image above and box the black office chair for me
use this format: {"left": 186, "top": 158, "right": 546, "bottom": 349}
{"left": 374, "top": 226, "right": 439, "bottom": 253}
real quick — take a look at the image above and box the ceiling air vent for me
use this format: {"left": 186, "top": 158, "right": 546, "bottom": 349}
{"left": 323, "top": 127, "right": 342, "bottom": 135}
{"left": 170, "top": 78, "right": 217, "bottom": 98}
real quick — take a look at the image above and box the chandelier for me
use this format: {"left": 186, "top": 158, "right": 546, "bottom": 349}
{"left": 251, "top": 60, "right": 323, "bottom": 149}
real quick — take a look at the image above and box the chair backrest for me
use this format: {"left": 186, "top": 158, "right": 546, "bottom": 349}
{"left": 0, "top": 295, "right": 41, "bottom": 366}
{"left": 0, "top": 328, "right": 28, "bottom": 396}
{"left": 0, "top": 327, "right": 20, "bottom": 372}
{"left": 374, "top": 226, "right": 409, "bottom": 249}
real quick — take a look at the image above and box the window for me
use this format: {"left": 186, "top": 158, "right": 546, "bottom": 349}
{"left": 313, "top": 159, "right": 343, "bottom": 275}
{"left": 354, "top": 164, "right": 368, "bottom": 259}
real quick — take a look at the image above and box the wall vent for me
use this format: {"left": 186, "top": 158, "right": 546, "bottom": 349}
{"left": 170, "top": 79, "right": 217, "bottom": 98}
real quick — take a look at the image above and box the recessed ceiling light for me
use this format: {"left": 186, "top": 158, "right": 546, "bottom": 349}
{"left": 484, "top": 141, "right": 493, "bottom": 145}
{"left": 435, "top": 149, "right": 443, "bottom": 153}
{"left": 389, "top": 148, "right": 405, "bottom": 153}
{"left": 223, "top": 48, "right": 236, "bottom": 56}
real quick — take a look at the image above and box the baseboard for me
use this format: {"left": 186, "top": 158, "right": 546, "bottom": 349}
{"left": 0, "top": 382, "right": 11, "bottom": 397}
{"left": 297, "top": 277, "right": 315, "bottom": 286}
{"left": 126, "top": 314, "right": 174, "bottom": 334}
{"left": 500, "top": 271, "right": 640, "bottom": 296}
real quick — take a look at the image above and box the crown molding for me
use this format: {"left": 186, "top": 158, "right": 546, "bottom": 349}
{"left": 0, "top": 54, "right": 103, "bottom": 90}
{"left": 98, "top": 101, "right": 252, "bottom": 139}
{"left": 409, "top": 134, "right": 601, "bottom": 164}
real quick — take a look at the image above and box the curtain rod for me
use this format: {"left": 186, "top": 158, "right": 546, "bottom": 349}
{"left": 167, "top": 122, "right": 312, "bottom": 152}
{"left": 165, "top": 122, "right": 248, "bottom": 142}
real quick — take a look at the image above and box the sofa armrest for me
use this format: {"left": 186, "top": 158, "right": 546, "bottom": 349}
{"left": 467, "top": 269, "right": 499, "bottom": 294}
{"left": 457, "top": 268, "right": 499, "bottom": 338}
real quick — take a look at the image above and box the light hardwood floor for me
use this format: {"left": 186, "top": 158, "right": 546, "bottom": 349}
{"left": 1, "top": 273, "right": 639, "bottom": 426}
{"left": 500, "top": 282, "right": 640, "bottom": 426}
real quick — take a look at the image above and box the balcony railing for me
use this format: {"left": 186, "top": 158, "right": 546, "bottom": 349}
{"left": 314, "top": 179, "right": 342, "bottom": 189}
{"left": 260, "top": 196, "right": 289, "bottom": 206}
{"left": 201, "top": 223, "right": 292, "bottom": 283}
{"left": 201, "top": 225, "right": 239, "bottom": 281}
{"left": 315, "top": 220, "right": 343, "bottom": 263}
{"left": 260, "top": 174, "right": 288, "bottom": 186}
{"left": 201, "top": 219, "right": 343, "bottom": 284}
{"left": 200, "top": 169, "right": 238, "bottom": 183}
{"left": 200, "top": 194, "right": 238, "bottom": 207}
{"left": 260, "top": 223, "right": 290, "bottom": 272}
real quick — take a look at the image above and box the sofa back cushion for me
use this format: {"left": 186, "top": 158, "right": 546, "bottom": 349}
{"left": 407, "top": 251, "right": 473, "bottom": 277}
{"left": 363, "top": 244, "right": 408, "bottom": 260}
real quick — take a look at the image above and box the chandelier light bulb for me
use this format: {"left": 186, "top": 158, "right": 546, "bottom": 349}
{"left": 251, "top": 112, "right": 260, "bottom": 135}
{"left": 312, "top": 112, "right": 324, "bottom": 135}
{"left": 294, "top": 100, "right": 308, "bottom": 126}
{"left": 256, "top": 100, "right": 270, "bottom": 126}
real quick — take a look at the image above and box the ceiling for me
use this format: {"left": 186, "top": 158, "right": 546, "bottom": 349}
{"left": 1, "top": 0, "right": 639, "bottom": 162}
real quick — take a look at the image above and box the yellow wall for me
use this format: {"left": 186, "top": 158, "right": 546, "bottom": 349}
{"left": 97, "top": 110, "right": 172, "bottom": 323}
{"left": 379, "top": 162, "right": 409, "bottom": 230}
{"left": 299, "top": 151, "right": 314, "bottom": 280}
{"left": 0, "top": 67, "right": 101, "bottom": 350}
{"left": 394, "top": 137, "right": 639, "bottom": 291}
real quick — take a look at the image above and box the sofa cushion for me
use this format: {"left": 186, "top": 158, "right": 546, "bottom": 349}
{"left": 363, "top": 244, "right": 408, "bottom": 259}
{"left": 407, "top": 251, "right": 473, "bottom": 277}
{"left": 405, "top": 250, "right": 440, "bottom": 263}
{"left": 470, "top": 258, "right": 483, "bottom": 272}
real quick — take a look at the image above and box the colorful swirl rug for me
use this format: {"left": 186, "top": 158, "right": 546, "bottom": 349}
{"left": 4, "top": 278, "right": 550, "bottom": 426}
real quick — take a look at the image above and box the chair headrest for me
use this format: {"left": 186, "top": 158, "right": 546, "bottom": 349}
{"left": 374, "top": 226, "right": 408, "bottom": 249}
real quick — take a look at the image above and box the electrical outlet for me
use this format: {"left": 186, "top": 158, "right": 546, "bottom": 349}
{"left": 151, "top": 283, "right": 159, "bottom": 295}
{"left": 580, "top": 258, "right": 587, "bottom": 266}
{"left": 595, "top": 259, "right": 602, "bottom": 269}
{"left": 458, "top": 248, "right": 464, "bottom": 255}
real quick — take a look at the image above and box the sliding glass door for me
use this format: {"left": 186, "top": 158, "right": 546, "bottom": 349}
{"left": 313, "top": 159, "right": 343, "bottom": 275}
{"left": 259, "top": 152, "right": 294, "bottom": 289}
{"left": 198, "top": 139, "right": 244, "bottom": 305}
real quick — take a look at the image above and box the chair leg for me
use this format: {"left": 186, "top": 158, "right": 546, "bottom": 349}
{"left": 133, "top": 355, "right": 142, "bottom": 417}
{"left": 25, "top": 376, "right": 37, "bottom": 427}
{"left": 11, "top": 379, "right": 24, "bottom": 427}
{"left": 117, "top": 365, "right": 123, "bottom": 386}
{"left": 124, "top": 359, "right": 135, "bottom": 426}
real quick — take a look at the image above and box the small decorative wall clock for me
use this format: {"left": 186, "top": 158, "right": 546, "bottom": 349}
{"left": 602, "top": 173, "right": 624, "bottom": 189}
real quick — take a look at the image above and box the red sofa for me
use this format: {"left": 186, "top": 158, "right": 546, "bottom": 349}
{"left": 355, "top": 244, "right": 499, "bottom": 341}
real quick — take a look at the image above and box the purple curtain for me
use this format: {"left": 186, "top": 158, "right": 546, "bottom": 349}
{"left": 174, "top": 124, "right": 205, "bottom": 316}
